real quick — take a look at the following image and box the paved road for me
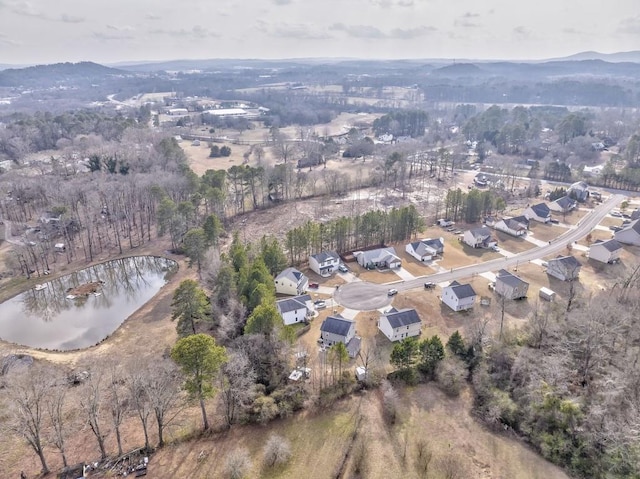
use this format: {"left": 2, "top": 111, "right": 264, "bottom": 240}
{"left": 335, "top": 194, "right": 624, "bottom": 310}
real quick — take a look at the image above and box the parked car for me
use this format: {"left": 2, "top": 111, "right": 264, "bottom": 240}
{"left": 610, "top": 226, "right": 623, "bottom": 232}
{"left": 338, "top": 264, "right": 348, "bottom": 273}
{"left": 314, "top": 300, "right": 326, "bottom": 309}
{"left": 550, "top": 218, "right": 560, "bottom": 224}
{"left": 387, "top": 288, "right": 398, "bottom": 296}
{"left": 424, "top": 282, "right": 435, "bottom": 289}
{"left": 611, "top": 211, "right": 622, "bottom": 217}
{"left": 308, "top": 282, "right": 319, "bottom": 289}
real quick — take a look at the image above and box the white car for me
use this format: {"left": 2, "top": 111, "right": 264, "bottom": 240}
{"left": 387, "top": 288, "right": 398, "bottom": 296}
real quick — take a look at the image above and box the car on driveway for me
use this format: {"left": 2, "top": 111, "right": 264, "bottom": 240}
{"left": 424, "top": 282, "right": 435, "bottom": 289}
{"left": 387, "top": 288, "right": 398, "bottom": 296}
{"left": 308, "top": 282, "right": 319, "bottom": 289}
{"left": 338, "top": 264, "right": 349, "bottom": 273}
{"left": 314, "top": 300, "right": 326, "bottom": 309}
{"left": 611, "top": 211, "right": 622, "bottom": 217}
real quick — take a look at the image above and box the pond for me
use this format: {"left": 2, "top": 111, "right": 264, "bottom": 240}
{"left": 0, "top": 256, "right": 178, "bottom": 351}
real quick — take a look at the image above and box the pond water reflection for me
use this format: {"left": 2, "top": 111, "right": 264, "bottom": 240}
{"left": 0, "top": 256, "right": 177, "bottom": 351}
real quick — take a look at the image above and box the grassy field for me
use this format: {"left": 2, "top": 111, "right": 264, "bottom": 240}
{"left": 148, "top": 384, "right": 570, "bottom": 479}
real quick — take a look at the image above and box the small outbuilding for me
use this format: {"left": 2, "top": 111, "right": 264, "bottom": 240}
{"left": 539, "top": 287, "right": 556, "bottom": 302}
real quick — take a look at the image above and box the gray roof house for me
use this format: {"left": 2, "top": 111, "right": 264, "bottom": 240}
{"left": 320, "top": 315, "right": 360, "bottom": 358}
{"left": 354, "top": 247, "right": 401, "bottom": 269}
{"left": 463, "top": 226, "right": 497, "bottom": 249}
{"left": 405, "top": 238, "right": 444, "bottom": 262}
{"left": 495, "top": 269, "right": 529, "bottom": 300}
{"left": 588, "top": 239, "right": 622, "bottom": 264}
{"left": 614, "top": 219, "right": 640, "bottom": 247}
{"left": 524, "top": 203, "right": 552, "bottom": 223}
{"left": 276, "top": 294, "right": 314, "bottom": 325}
{"left": 378, "top": 308, "right": 422, "bottom": 342}
{"left": 442, "top": 281, "right": 477, "bottom": 311}
{"left": 549, "top": 196, "right": 577, "bottom": 214}
{"left": 274, "top": 267, "right": 309, "bottom": 296}
{"left": 568, "top": 181, "right": 589, "bottom": 202}
{"left": 494, "top": 216, "right": 529, "bottom": 237}
{"left": 547, "top": 255, "right": 581, "bottom": 281}
{"left": 308, "top": 251, "right": 341, "bottom": 277}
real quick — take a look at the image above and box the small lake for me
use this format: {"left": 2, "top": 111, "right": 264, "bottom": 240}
{"left": 0, "top": 256, "right": 177, "bottom": 351}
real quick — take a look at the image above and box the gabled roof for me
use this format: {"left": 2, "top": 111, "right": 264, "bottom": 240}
{"left": 355, "top": 247, "right": 399, "bottom": 265}
{"left": 409, "top": 239, "right": 441, "bottom": 256}
{"left": 496, "top": 269, "right": 528, "bottom": 288}
{"left": 423, "top": 238, "right": 445, "bottom": 249}
{"left": 529, "top": 203, "right": 551, "bottom": 217}
{"left": 276, "top": 267, "right": 306, "bottom": 283}
{"left": 383, "top": 308, "right": 421, "bottom": 329}
{"left": 310, "top": 251, "right": 339, "bottom": 263}
{"left": 570, "top": 181, "right": 589, "bottom": 191}
{"left": 446, "top": 281, "right": 476, "bottom": 299}
{"left": 553, "top": 196, "right": 577, "bottom": 210}
{"left": 591, "top": 239, "right": 622, "bottom": 252}
{"left": 276, "top": 294, "right": 312, "bottom": 314}
{"left": 469, "top": 226, "right": 492, "bottom": 239}
{"left": 320, "top": 315, "right": 354, "bottom": 337}
{"left": 550, "top": 255, "right": 581, "bottom": 269}
{"left": 619, "top": 219, "right": 640, "bottom": 235}
{"left": 501, "top": 216, "right": 528, "bottom": 231}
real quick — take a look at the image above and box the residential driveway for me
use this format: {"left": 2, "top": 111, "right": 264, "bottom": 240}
{"left": 333, "top": 281, "right": 394, "bottom": 311}
{"left": 393, "top": 267, "right": 416, "bottom": 281}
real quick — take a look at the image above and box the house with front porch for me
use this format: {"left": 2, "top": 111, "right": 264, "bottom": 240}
{"left": 309, "top": 251, "right": 340, "bottom": 277}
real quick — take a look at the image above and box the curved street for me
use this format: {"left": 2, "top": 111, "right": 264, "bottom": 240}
{"left": 334, "top": 193, "right": 624, "bottom": 310}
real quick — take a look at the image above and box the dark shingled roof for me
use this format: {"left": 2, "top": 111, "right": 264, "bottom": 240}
{"left": 496, "top": 269, "right": 528, "bottom": 288}
{"left": 320, "top": 315, "right": 354, "bottom": 337}
{"left": 383, "top": 308, "right": 421, "bottom": 328}
{"left": 530, "top": 203, "right": 551, "bottom": 217}
{"left": 552, "top": 255, "right": 581, "bottom": 269}
{"left": 554, "top": 196, "right": 576, "bottom": 210}
{"left": 469, "top": 226, "right": 492, "bottom": 238}
{"left": 448, "top": 281, "right": 476, "bottom": 299}
{"left": 276, "top": 294, "right": 312, "bottom": 314}
{"left": 592, "top": 239, "right": 622, "bottom": 252}
{"left": 311, "top": 251, "right": 339, "bottom": 263}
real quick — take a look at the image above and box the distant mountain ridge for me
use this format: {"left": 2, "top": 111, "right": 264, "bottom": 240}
{"left": 549, "top": 50, "right": 640, "bottom": 63}
{"left": 0, "top": 61, "right": 124, "bottom": 87}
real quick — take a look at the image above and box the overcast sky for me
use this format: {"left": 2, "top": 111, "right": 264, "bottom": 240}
{"left": 1, "top": 0, "right": 639, "bottom": 65}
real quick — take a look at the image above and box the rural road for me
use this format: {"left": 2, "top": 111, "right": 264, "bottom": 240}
{"left": 334, "top": 193, "right": 624, "bottom": 310}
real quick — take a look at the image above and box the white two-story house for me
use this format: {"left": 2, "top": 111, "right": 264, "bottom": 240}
{"left": 274, "top": 267, "right": 309, "bottom": 296}
{"left": 308, "top": 251, "right": 341, "bottom": 277}
{"left": 441, "top": 281, "right": 476, "bottom": 311}
{"left": 276, "top": 294, "right": 315, "bottom": 325}
{"left": 378, "top": 308, "right": 422, "bottom": 342}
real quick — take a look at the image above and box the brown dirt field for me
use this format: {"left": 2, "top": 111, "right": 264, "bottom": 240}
{"left": 351, "top": 265, "right": 402, "bottom": 284}
{"left": 559, "top": 209, "right": 588, "bottom": 226}
{"left": 437, "top": 236, "right": 502, "bottom": 270}
{"left": 599, "top": 216, "right": 624, "bottom": 228}
{"left": 493, "top": 232, "right": 537, "bottom": 254}
{"left": 576, "top": 228, "right": 612, "bottom": 247}
{"left": 528, "top": 223, "right": 568, "bottom": 242}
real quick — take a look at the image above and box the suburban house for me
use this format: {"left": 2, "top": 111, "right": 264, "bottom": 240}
{"left": 630, "top": 209, "right": 640, "bottom": 221}
{"left": 354, "top": 247, "right": 401, "bottom": 269}
{"left": 276, "top": 294, "right": 315, "bottom": 325}
{"left": 495, "top": 269, "right": 529, "bottom": 300}
{"left": 549, "top": 196, "right": 577, "bottom": 214}
{"left": 494, "top": 216, "right": 529, "bottom": 237}
{"left": 405, "top": 238, "right": 445, "bottom": 262}
{"left": 463, "top": 226, "right": 497, "bottom": 249}
{"left": 524, "top": 203, "right": 552, "bottom": 223}
{"left": 320, "top": 315, "right": 361, "bottom": 358}
{"left": 441, "top": 281, "right": 477, "bottom": 311}
{"left": 378, "top": 307, "right": 422, "bottom": 341}
{"left": 274, "top": 267, "right": 309, "bottom": 296}
{"left": 615, "top": 219, "right": 640, "bottom": 246}
{"left": 588, "top": 239, "right": 622, "bottom": 264}
{"left": 547, "top": 256, "right": 582, "bottom": 281}
{"left": 568, "top": 181, "right": 590, "bottom": 202}
{"left": 309, "top": 251, "right": 341, "bottom": 277}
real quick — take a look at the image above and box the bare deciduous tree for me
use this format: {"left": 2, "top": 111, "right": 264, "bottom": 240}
{"left": 46, "top": 376, "right": 73, "bottom": 468}
{"left": 80, "top": 370, "right": 110, "bottom": 461}
{"left": 106, "top": 363, "right": 128, "bottom": 456}
{"left": 146, "top": 360, "right": 183, "bottom": 447}
{"left": 225, "top": 447, "right": 252, "bottom": 479}
{"left": 6, "top": 366, "right": 52, "bottom": 475}
{"left": 219, "top": 351, "right": 257, "bottom": 427}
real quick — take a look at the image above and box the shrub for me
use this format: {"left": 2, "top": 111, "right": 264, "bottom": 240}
{"left": 225, "top": 448, "right": 252, "bottom": 479}
{"left": 263, "top": 434, "right": 292, "bottom": 468}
